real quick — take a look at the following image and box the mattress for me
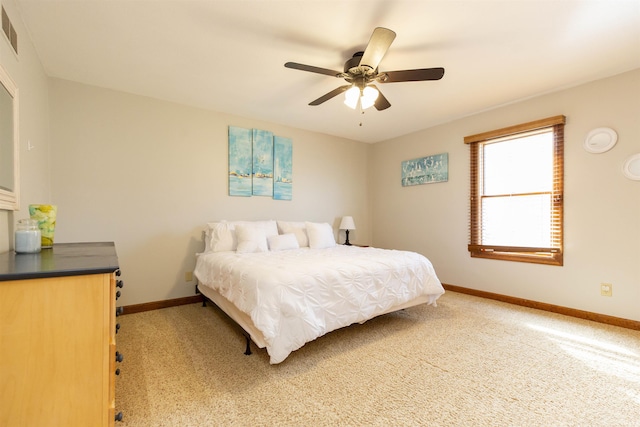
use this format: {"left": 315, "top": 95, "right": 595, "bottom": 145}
{"left": 194, "top": 245, "right": 444, "bottom": 364}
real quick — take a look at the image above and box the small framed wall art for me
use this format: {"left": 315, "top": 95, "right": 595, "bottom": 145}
{"left": 401, "top": 153, "right": 448, "bottom": 186}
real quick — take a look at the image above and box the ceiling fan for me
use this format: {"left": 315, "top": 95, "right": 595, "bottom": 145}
{"left": 284, "top": 27, "right": 445, "bottom": 111}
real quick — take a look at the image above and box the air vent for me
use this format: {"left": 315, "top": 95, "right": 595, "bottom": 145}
{"left": 2, "top": 6, "right": 17, "bottom": 54}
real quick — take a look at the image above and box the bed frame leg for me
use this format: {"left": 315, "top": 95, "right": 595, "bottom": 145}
{"left": 244, "top": 334, "right": 252, "bottom": 356}
{"left": 196, "top": 285, "right": 207, "bottom": 307}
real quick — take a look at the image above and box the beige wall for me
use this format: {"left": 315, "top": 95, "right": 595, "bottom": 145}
{"left": 48, "top": 79, "right": 371, "bottom": 305}
{"left": 371, "top": 69, "right": 640, "bottom": 321}
{"left": 0, "top": 0, "right": 51, "bottom": 253}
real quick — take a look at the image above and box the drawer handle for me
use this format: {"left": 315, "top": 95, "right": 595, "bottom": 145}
{"left": 115, "top": 411, "right": 123, "bottom": 422}
{"left": 115, "top": 351, "right": 124, "bottom": 363}
{"left": 115, "top": 368, "right": 120, "bottom": 376}
{"left": 116, "top": 307, "right": 124, "bottom": 317}
{"left": 116, "top": 323, "right": 120, "bottom": 334}
{"left": 116, "top": 290, "right": 121, "bottom": 300}
{"left": 116, "top": 280, "right": 124, "bottom": 289}
{"left": 115, "top": 269, "right": 122, "bottom": 277}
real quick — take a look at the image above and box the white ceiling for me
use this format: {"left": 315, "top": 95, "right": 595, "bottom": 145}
{"left": 16, "top": 0, "right": 640, "bottom": 143}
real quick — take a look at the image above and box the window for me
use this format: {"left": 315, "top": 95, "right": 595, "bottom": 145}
{"left": 465, "top": 115, "right": 565, "bottom": 266}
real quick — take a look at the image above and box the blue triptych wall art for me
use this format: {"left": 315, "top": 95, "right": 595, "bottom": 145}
{"left": 228, "top": 126, "right": 292, "bottom": 200}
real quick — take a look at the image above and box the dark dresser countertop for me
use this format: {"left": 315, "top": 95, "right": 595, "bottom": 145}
{"left": 0, "top": 242, "right": 119, "bottom": 281}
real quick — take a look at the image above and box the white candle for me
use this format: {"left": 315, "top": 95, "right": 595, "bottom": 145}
{"left": 15, "top": 229, "right": 41, "bottom": 253}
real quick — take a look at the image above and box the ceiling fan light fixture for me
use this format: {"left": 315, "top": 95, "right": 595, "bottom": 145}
{"left": 344, "top": 86, "right": 360, "bottom": 109}
{"left": 361, "top": 86, "right": 379, "bottom": 109}
{"left": 344, "top": 85, "right": 379, "bottom": 110}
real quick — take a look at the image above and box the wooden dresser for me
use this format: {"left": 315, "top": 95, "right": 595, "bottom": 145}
{"left": 0, "top": 242, "right": 123, "bottom": 426}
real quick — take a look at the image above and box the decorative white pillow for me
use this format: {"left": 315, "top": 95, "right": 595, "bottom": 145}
{"left": 305, "top": 222, "right": 336, "bottom": 249}
{"left": 235, "top": 224, "right": 269, "bottom": 253}
{"left": 277, "top": 221, "right": 309, "bottom": 247}
{"left": 268, "top": 233, "right": 300, "bottom": 251}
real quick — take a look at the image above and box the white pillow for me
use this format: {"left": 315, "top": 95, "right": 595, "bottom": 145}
{"left": 277, "top": 221, "right": 309, "bottom": 247}
{"left": 207, "top": 222, "right": 236, "bottom": 252}
{"left": 268, "top": 233, "right": 300, "bottom": 251}
{"left": 305, "top": 222, "right": 336, "bottom": 249}
{"left": 238, "top": 220, "right": 279, "bottom": 238}
{"left": 235, "top": 224, "right": 269, "bottom": 253}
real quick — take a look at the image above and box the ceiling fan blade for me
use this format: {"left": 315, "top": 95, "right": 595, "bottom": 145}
{"left": 358, "top": 27, "right": 396, "bottom": 71}
{"left": 370, "top": 85, "right": 391, "bottom": 111}
{"left": 285, "top": 62, "right": 342, "bottom": 77}
{"left": 381, "top": 67, "right": 445, "bottom": 83}
{"left": 309, "top": 85, "right": 351, "bottom": 106}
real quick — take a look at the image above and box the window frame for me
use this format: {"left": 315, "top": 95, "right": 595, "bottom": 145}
{"left": 465, "top": 115, "right": 565, "bottom": 266}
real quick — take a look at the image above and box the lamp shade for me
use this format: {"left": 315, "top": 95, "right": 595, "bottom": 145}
{"left": 339, "top": 216, "right": 356, "bottom": 230}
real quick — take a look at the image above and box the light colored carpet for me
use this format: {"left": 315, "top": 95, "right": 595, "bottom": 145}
{"left": 115, "top": 292, "right": 640, "bottom": 426}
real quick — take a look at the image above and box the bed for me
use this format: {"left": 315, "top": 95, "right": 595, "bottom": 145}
{"left": 194, "top": 220, "right": 444, "bottom": 364}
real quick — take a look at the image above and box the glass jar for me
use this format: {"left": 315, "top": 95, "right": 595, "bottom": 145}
{"left": 15, "top": 219, "right": 42, "bottom": 253}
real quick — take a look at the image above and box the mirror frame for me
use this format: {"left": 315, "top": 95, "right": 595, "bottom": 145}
{"left": 0, "top": 63, "right": 19, "bottom": 210}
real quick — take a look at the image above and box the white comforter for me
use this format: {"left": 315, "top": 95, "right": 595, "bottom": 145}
{"left": 194, "top": 245, "right": 444, "bottom": 364}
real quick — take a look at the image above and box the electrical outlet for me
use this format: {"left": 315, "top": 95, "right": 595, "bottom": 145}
{"left": 600, "top": 283, "right": 612, "bottom": 297}
{"left": 185, "top": 271, "right": 193, "bottom": 282}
